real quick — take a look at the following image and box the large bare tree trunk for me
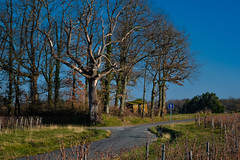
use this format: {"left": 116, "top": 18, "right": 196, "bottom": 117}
{"left": 47, "top": 72, "right": 53, "bottom": 108}
{"left": 160, "top": 82, "right": 166, "bottom": 117}
{"left": 115, "top": 74, "right": 121, "bottom": 108}
{"left": 158, "top": 83, "right": 162, "bottom": 117}
{"left": 85, "top": 77, "right": 88, "bottom": 107}
{"left": 150, "top": 80, "right": 157, "bottom": 117}
{"left": 30, "top": 74, "right": 39, "bottom": 114}
{"left": 103, "top": 36, "right": 112, "bottom": 114}
{"left": 88, "top": 78, "right": 99, "bottom": 122}
{"left": 54, "top": 60, "right": 60, "bottom": 108}
{"left": 104, "top": 77, "right": 110, "bottom": 114}
{"left": 14, "top": 64, "right": 21, "bottom": 116}
{"left": 7, "top": 0, "right": 14, "bottom": 116}
{"left": 42, "top": 51, "right": 54, "bottom": 109}
{"left": 120, "top": 76, "right": 127, "bottom": 115}
{"left": 142, "top": 58, "right": 148, "bottom": 118}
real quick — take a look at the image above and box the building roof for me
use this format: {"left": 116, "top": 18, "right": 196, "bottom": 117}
{"left": 126, "top": 99, "right": 147, "bottom": 105}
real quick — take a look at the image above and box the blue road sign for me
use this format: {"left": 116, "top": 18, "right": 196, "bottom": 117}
{"left": 168, "top": 103, "right": 174, "bottom": 109}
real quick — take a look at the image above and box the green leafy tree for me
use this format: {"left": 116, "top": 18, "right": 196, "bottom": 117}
{"left": 183, "top": 92, "right": 224, "bottom": 113}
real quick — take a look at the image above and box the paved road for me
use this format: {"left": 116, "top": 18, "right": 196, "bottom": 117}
{"left": 16, "top": 119, "right": 194, "bottom": 159}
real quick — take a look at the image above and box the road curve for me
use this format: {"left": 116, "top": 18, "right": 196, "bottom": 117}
{"left": 16, "top": 119, "right": 194, "bottom": 159}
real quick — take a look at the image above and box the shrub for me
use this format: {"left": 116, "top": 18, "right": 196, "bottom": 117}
{"left": 182, "top": 92, "right": 224, "bottom": 113}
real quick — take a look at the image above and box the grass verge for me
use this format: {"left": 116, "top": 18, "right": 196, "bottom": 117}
{"left": 97, "top": 113, "right": 197, "bottom": 127}
{"left": 120, "top": 121, "right": 224, "bottom": 159}
{"left": 0, "top": 126, "right": 110, "bottom": 160}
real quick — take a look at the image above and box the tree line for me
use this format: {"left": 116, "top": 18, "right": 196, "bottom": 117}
{"left": 0, "top": 0, "right": 197, "bottom": 123}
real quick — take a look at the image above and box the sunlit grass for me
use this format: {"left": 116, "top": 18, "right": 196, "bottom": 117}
{"left": 121, "top": 121, "right": 223, "bottom": 159}
{"left": 0, "top": 125, "right": 110, "bottom": 160}
{"left": 97, "top": 113, "right": 197, "bottom": 127}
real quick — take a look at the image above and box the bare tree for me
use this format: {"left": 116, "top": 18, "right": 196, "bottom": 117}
{"left": 40, "top": 0, "right": 146, "bottom": 122}
{"left": 146, "top": 14, "right": 198, "bottom": 117}
{"left": 41, "top": 44, "right": 55, "bottom": 108}
{"left": 0, "top": 0, "right": 15, "bottom": 115}
{"left": 114, "top": 0, "right": 150, "bottom": 115}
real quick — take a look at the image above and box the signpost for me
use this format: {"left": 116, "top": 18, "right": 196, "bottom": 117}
{"left": 168, "top": 103, "right": 174, "bottom": 122}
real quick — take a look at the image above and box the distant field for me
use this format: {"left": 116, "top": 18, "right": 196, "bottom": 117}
{"left": 97, "top": 113, "right": 197, "bottom": 127}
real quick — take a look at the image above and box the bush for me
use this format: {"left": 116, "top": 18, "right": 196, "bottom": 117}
{"left": 182, "top": 92, "right": 224, "bottom": 113}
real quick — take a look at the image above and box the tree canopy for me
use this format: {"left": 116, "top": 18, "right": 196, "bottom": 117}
{"left": 182, "top": 92, "right": 224, "bottom": 113}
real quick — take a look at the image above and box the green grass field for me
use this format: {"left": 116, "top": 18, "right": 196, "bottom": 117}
{"left": 0, "top": 113, "right": 216, "bottom": 159}
{"left": 120, "top": 121, "right": 224, "bottom": 159}
{"left": 0, "top": 126, "right": 110, "bottom": 159}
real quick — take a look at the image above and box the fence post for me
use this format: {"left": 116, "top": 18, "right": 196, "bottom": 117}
{"left": 15, "top": 119, "right": 18, "bottom": 130}
{"left": 84, "top": 146, "right": 87, "bottom": 160}
{"left": 24, "top": 118, "right": 28, "bottom": 129}
{"left": 204, "top": 116, "right": 207, "bottom": 128}
{"left": 189, "top": 151, "right": 192, "bottom": 160}
{"left": 195, "top": 115, "right": 197, "bottom": 125}
{"left": 20, "top": 117, "right": 23, "bottom": 129}
{"left": 30, "top": 117, "right": 33, "bottom": 129}
{"left": 36, "top": 117, "right": 39, "bottom": 128}
{"left": 10, "top": 117, "right": 13, "bottom": 130}
{"left": 146, "top": 142, "right": 149, "bottom": 160}
{"left": 211, "top": 118, "right": 214, "bottom": 130}
{"left": 220, "top": 118, "right": 223, "bottom": 130}
{"left": 226, "top": 115, "right": 229, "bottom": 129}
{"left": 161, "top": 144, "right": 165, "bottom": 160}
{"left": 212, "top": 135, "right": 214, "bottom": 159}
{"left": 40, "top": 117, "right": 43, "bottom": 128}
{"left": 206, "top": 142, "right": 210, "bottom": 160}
{"left": 185, "top": 137, "right": 188, "bottom": 160}
{"left": 198, "top": 115, "right": 200, "bottom": 127}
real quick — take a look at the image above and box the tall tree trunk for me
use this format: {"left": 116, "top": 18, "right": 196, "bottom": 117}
{"left": 103, "top": 36, "right": 112, "bottom": 114}
{"left": 142, "top": 58, "right": 149, "bottom": 118}
{"left": 85, "top": 77, "right": 88, "bottom": 107}
{"left": 14, "top": 64, "right": 21, "bottom": 116}
{"left": 88, "top": 78, "right": 99, "bottom": 122}
{"left": 104, "top": 76, "right": 110, "bottom": 114}
{"left": 54, "top": 60, "right": 60, "bottom": 108}
{"left": 8, "top": 53, "right": 13, "bottom": 116}
{"left": 72, "top": 71, "right": 76, "bottom": 109}
{"left": 30, "top": 74, "right": 39, "bottom": 114}
{"left": 47, "top": 72, "right": 53, "bottom": 108}
{"left": 7, "top": 0, "right": 14, "bottom": 116}
{"left": 161, "top": 81, "right": 166, "bottom": 116}
{"left": 115, "top": 74, "right": 121, "bottom": 108}
{"left": 120, "top": 76, "right": 127, "bottom": 116}
{"left": 14, "top": 75, "right": 20, "bottom": 116}
{"left": 44, "top": 52, "right": 54, "bottom": 109}
{"left": 85, "top": 55, "right": 89, "bottom": 107}
{"left": 158, "top": 83, "right": 162, "bottom": 117}
{"left": 54, "top": 18, "right": 63, "bottom": 109}
{"left": 150, "top": 80, "right": 157, "bottom": 117}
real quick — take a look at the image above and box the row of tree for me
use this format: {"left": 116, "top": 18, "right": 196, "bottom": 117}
{"left": 0, "top": 0, "right": 197, "bottom": 122}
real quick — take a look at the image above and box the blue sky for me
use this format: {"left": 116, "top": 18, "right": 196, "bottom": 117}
{"left": 131, "top": 0, "right": 240, "bottom": 100}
